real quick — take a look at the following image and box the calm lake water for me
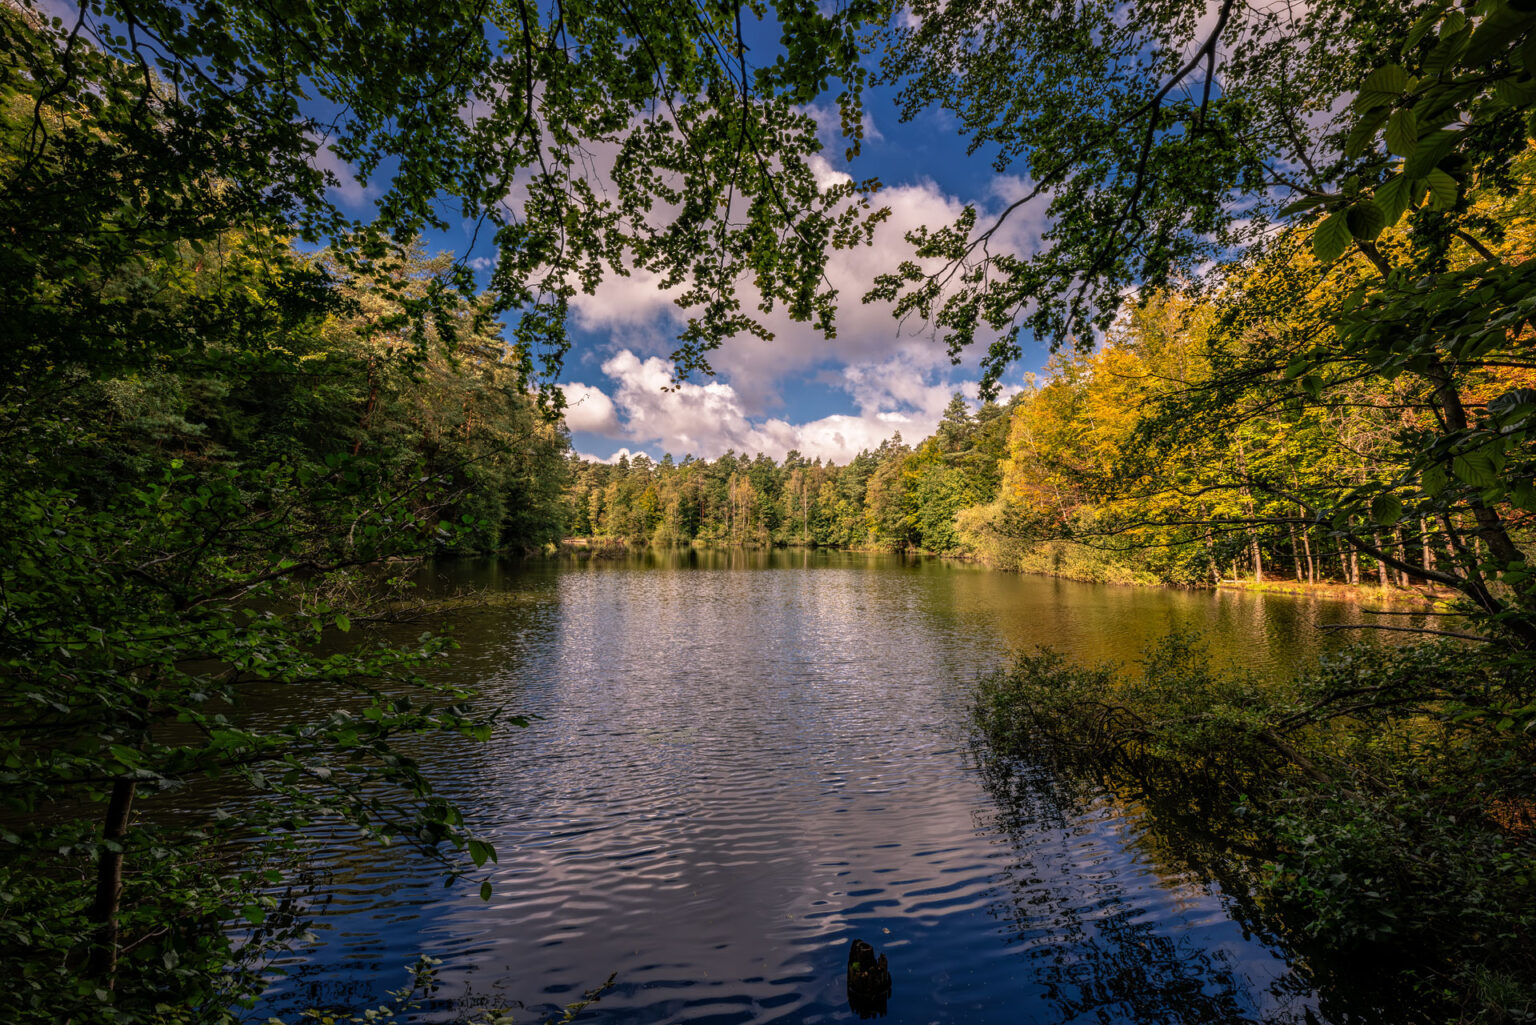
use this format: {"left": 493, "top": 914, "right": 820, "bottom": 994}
{"left": 249, "top": 550, "right": 1389, "bottom": 1024}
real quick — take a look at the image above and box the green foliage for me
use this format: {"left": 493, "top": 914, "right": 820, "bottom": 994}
{"left": 0, "top": 4, "right": 641, "bottom": 1018}
{"left": 976, "top": 633, "right": 1536, "bottom": 1022}
{"left": 868, "top": 0, "right": 1535, "bottom": 649}
{"left": 1, "top": 0, "right": 889, "bottom": 397}
{"left": 869, "top": 0, "right": 1421, "bottom": 392}
{"left": 0, "top": 240, "right": 523, "bottom": 1018}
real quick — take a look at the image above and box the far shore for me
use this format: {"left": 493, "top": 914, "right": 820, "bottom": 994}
{"left": 552, "top": 538, "right": 1457, "bottom": 607}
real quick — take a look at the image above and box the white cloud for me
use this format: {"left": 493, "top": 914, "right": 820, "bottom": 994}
{"left": 516, "top": 98, "right": 1050, "bottom": 464}
{"left": 308, "top": 137, "right": 377, "bottom": 209}
{"left": 564, "top": 156, "right": 1052, "bottom": 415}
{"left": 804, "top": 102, "right": 883, "bottom": 149}
{"left": 575, "top": 447, "right": 646, "bottom": 465}
{"left": 557, "top": 382, "right": 621, "bottom": 434}
{"left": 561, "top": 348, "right": 1009, "bottom": 464}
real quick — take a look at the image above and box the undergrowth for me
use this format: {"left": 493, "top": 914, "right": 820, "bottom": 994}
{"left": 974, "top": 631, "right": 1536, "bottom": 1024}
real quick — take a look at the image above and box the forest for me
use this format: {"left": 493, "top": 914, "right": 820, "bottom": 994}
{"left": 3, "top": 0, "right": 1536, "bottom": 1022}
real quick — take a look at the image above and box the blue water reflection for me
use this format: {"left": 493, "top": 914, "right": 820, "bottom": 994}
{"left": 249, "top": 551, "right": 1389, "bottom": 1023}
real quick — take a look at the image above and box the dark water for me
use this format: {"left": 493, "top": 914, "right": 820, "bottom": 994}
{"left": 250, "top": 550, "right": 1385, "bottom": 1024}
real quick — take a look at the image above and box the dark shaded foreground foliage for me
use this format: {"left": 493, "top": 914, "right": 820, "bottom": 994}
{"left": 974, "top": 632, "right": 1536, "bottom": 1024}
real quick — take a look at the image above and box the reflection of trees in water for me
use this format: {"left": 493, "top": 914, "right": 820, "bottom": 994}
{"left": 979, "top": 756, "right": 1322, "bottom": 1025}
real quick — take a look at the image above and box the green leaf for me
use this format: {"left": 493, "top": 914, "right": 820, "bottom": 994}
{"left": 480, "top": 880, "right": 493, "bottom": 901}
{"left": 1452, "top": 451, "right": 1497, "bottom": 486}
{"left": 1403, "top": 129, "right": 1460, "bottom": 178}
{"left": 1313, "top": 211, "right": 1353, "bottom": 263}
{"left": 1488, "top": 388, "right": 1536, "bottom": 424}
{"left": 1421, "top": 462, "right": 1449, "bottom": 497}
{"left": 1424, "top": 26, "right": 1472, "bottom": 76}
{"left": 334, "top": 614, "right": 351, "bottom": 633}
{"left": 1467, "top": 6, "right": 1536, "bottom": 67}
{"left": 1405, "top": 4, "right": 1447, "bottom": 51}
{"left": 1344, "top": 105, "right": 1392, "bottom": 158}
{"left": 1347, "top": 202, "right": 1386, "bottom": 240}
{"left": 1374, "top": 174, "right": 1411, "bottom": 224}
{"left": 1357, "top": 65, "right": 1409, "bottom": 107}
{"left": 1385, "top": 108, "right": 1419, "bottom": 155}
{"left": 1424, "top": 167, "right": 1459, "bottom": 209}
{"left": 1279, "top": 193, "right": 1331, "bottom": 217}
{"left": 1494, "top": 76, "right": 1536, "bottom": 108}
{"left": 1343, "top": 120, "right": 1378, "bottom": 160}
{"left": 1370, "top": 494, "right": 1403, "bottom": 526}
{"left": 1522, "top": 31, "right": 1536, "bottom": 71}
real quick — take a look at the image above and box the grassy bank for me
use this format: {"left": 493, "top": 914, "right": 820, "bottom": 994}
{"left": 1215, "top": 578, "right": 1457, "bottom": 605}
{"left": 974, "top": 632, "right": 1536, "bottom": 1023}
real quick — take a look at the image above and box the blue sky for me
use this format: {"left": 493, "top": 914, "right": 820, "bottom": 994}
{"left": 319, "top": 26, "right": 1059, "bottom": 465}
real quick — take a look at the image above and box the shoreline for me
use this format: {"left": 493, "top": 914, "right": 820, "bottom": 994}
{"left": 552, "top": 539, "right": 1456, "bottom": 607}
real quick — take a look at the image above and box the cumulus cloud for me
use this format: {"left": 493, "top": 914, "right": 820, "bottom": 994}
{"left": 561, "top": 348, "right": 1002, "bottom": 463}
{"left": 498, "top": 98, "right": 1050, "bottom": 463}
{"left": 564, "top": 153, "right": 1051, "bottom": 414}
{"left": 575, "top": 446, "right": 647, "bottom": 465}
{"left": 557, "top": 382, "right": 621, "bottom": 434}
{"left": 308, "top": 138, "right": 377, "bottom": 209}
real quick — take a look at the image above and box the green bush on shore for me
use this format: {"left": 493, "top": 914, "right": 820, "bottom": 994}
{"left": 974, "top": 631, "right": 1536, "bottom": 1023}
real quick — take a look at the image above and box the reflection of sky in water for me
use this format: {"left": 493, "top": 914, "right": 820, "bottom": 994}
{"left": 247, "top": 552, "right": 1390, "bottom": 1023}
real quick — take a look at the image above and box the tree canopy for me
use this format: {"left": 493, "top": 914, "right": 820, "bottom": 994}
{"left": 4, "top": 0, "right": 887, "bottom": 390}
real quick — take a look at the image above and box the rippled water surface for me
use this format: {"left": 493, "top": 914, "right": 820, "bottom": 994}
{"left": 251, "top": 550, "right": 1381, "bottom": 1024}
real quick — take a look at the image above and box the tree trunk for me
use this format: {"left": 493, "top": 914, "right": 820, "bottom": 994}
{"left": 88, "top": 778, "right": 137, "bottom": 983}
{"left": 352, "top": 357, "right": 378, "bottom": 457}
{"left": 1428, "top": 359, "right": 1528, "bottom": 571}
{"left": 1370, "top": 530, "right": 1390, "bottom": 587}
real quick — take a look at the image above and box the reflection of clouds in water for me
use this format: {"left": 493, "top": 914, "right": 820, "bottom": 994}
{"left": 981, "top": 761, "right": 1321, "bottom": 1025}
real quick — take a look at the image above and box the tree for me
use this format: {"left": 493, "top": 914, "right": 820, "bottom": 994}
{"left": 0, "top": 224, "right": 513, "bottom": 1022}
{"left": 1118, "top": 2, "right": 1536, "bottom": 644}
{"left": 877, "top": 0, "right": 1536, "bottom": 645}
{"left": 3, "top": 0, "right": 888, "bottom": 396}
{"left": 868, "top": 0, "right": 1421, "bottom": 392}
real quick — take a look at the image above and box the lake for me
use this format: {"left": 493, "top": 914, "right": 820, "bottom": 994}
{"left": 249, "top": 549, "right": 1388, "bottom": 1024}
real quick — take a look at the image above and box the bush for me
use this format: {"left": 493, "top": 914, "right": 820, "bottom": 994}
{"left": 974, "top": 632, "right": 1536, "bottom": 1023}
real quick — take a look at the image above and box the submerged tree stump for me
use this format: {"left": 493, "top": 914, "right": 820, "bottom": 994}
{"left": 846, "top": 938, "right": 891, "bottom": 1019}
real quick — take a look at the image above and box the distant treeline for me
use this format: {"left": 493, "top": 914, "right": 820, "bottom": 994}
{"left": 565, "top": 395, "right": 1013, "bottom": 553}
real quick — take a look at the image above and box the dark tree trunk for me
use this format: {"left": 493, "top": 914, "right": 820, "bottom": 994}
{"left": 88, "top": 778, "right": 137, "bottom": 983}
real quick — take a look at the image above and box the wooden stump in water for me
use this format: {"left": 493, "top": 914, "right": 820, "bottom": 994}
{"left": 846, "top": 938, "right": 891, "bottom": 1019}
